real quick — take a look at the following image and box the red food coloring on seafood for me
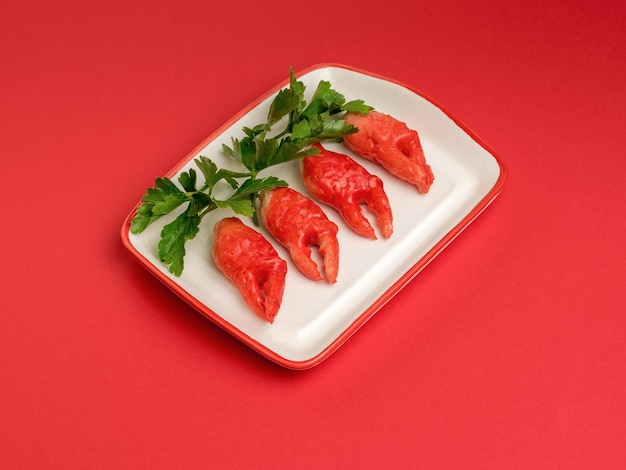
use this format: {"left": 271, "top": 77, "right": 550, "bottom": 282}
{"left": 343, "top": 111, "right": 434, "bottom": 193}
{"left": 259, "top": 187, "right": 339, "bottom": 283}
{"left": 302, "top": 143, "right": 393, "bottom": 239}
{"left": 212, "top": 217, "right": 287, "bottom": 323}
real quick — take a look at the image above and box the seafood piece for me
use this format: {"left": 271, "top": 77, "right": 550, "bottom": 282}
{"left": 212, "top": 217, "right": 287, "bottom": 323}
{"left": 343, "top": 111, "right": 434, "bottom": 193}
{"left": 259, "top": 187, "right": 339, "bottom": 283}
{"left": 302, "top": 143, "right": 393, "bottom": 240}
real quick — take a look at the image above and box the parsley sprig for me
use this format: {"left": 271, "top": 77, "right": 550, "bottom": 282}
{"left": 130, "top": 67, "right": 372, "bottom": 276}
{"left": 130, "top": 156, "right": 286, "bottom": 276}
{"left": 222, "top": 68, "right": 372, "bottom": 175}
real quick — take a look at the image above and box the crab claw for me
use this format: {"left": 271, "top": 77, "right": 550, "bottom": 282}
{"left": 212, "top": 217, "right": 287, "bottom": 323}
{"left": 343, "top": 111, "right": 434, "bottom": 193}
{"left": 302, "top": 143, "right": 393, "bottom": 239}
{"left": 259, "top": 187, "right": 339, "bottom": 283}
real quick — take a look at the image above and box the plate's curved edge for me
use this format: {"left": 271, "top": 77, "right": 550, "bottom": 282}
{"left": 120, "top": 63, "right": 508, "bottom": 371}
{"left": 120, "top": 213, "right": 304, "bottom": 369}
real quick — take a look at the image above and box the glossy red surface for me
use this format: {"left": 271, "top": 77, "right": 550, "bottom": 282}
{"left": 212, "top": 217, "right": 287, "bottom": 324}
{"left": 303, "top": 143, "right": 394, "bottom": 240}
{"left": 343, "top": 110, "right": 435, "bottom": 193}
{"left": 259, "top": 186, "right": 340, "bottom": 284}
{"left": 2, "top": 0, "right": 625, "bottom": 467}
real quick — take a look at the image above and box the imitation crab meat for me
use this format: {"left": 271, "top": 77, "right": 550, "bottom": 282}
{"left": 302, "top": 143, "right": 393, "bottom": 240}
{"left": 212, "top": 217, "right": 287, "bottom": 323}
{"left": 259, "top": 187, "right": 339, "bottom": 283}
{"left": 343, "top": 111, "right": 434, "bottom": 193}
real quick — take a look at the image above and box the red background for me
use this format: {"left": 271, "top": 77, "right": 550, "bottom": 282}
{"left": 2, "top": 0, "right": 625, "bottom": 468}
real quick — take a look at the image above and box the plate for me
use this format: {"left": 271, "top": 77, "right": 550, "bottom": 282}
{"left": 121, "top": 63, "right": 507, "bottom": 369}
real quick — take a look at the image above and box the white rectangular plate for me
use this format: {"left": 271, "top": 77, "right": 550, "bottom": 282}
{"left": 121, "top": 64, "right": 507, "bottom": 369}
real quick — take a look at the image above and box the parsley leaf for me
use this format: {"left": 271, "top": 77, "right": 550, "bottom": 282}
{"left": 194, "top": 155, "right": 246, "bottom": 190}
{"left": 130, "top": 178, "right": 187, "bottom": 234}
{"left": 178, "top": 168, "right": 197, "bottom": 192}
{"left": 158, "top": 208, "right": 202, "bottom": 277}
{"left": 267, "top": 87, "right": 301, "bottom": 128}
{"left": 343, "top": 99, "right": 372, "bottom": 114}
